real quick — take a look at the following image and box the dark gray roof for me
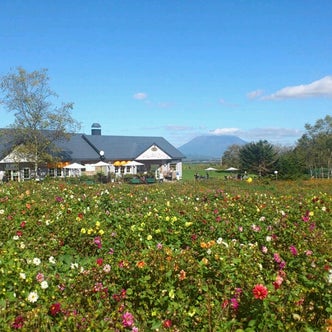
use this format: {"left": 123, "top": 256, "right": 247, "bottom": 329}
{"left": 80, "top": 134, "right": 184, "bottom": 161}
{"left": 0, "top": 129, "right": 185, "bottom": 162}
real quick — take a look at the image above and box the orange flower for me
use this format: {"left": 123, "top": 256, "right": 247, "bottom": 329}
{"left": 136, "top": 261, "right": 146, "bottom": 268}
{"left": 178, "top": 269, "right": 186, "bottom": 281}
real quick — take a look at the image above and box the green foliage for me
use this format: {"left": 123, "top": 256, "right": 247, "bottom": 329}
{"left": 295, "top": 115, "right": 332, "bottom": 175}
{"left": 239, "top": 140, "right": 278, "bottom": 176}
{"left": 0, "top": 67, "right": 80, "bottom": 173}
{"left": 0, "top": 179, "right": 331, "bottom": 331}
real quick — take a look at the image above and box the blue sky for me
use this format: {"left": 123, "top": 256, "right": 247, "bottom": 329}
{"left": 1, "top": 0, "right": 331, "bottom": 147}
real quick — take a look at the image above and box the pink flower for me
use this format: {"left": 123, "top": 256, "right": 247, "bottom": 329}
{"left": 94, "top": 236, "right": 102, "bottom": 249}
{"left": 253, "top": 284, "right": 268, "bottom": 300}
{"left": 230, "top": 297, "right": 239, "bottom": 310}
{"left": 36, "top": 272, "right": 44, "bottom": 283}
{"left": 273, "top": 274, "right": 284, "bottom": 290}
{"left": 273, "top": 253, "right": 281, "bottom": 263}
{"left": 163, "top": 319, "right": 172, "bottom": 328}
{"left": 122, "top": 312, "right": 134, "bottom": 327}
{"left": 261, "top": 246, "right": 268, "bottom": 254}
{"left": 289, "top": 245, "right": 298, "bottom": 256}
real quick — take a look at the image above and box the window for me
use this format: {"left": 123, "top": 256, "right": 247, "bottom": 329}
{"left": 23, "top": 168, "right": 30, "bottom": 180}
{"left": 49, "top": 168, "right": 55, "bottom": 177}
{"left": 56, "top": 168, "right": 62, "bottom": 177}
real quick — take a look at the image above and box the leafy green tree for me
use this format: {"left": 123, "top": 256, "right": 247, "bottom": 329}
{"left": 0, "top": 67, "right": 80, "bottom": 175}
{"left": 276, "top": 147, "right": 306, "bottom": 179}
{"left": 239, "top": 140, "right": 278, "bottom": 176}
{"left": 295, "top": 115, "right": 332, "bottom": 178}
{"left": 221, "top": 144, "right": 241, "bottom": 168}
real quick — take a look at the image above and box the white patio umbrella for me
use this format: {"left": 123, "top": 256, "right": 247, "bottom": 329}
{"left": 91, "top": 160, "right": 110, "bottom": 175}
{"left": 205, "top": 167, "right": 218, "bottom": 171}
{"left": 92, "top": 161, "right": 110, "bottom": 167}
{"left": 225, "top": 167, "right": 239, "bottom": 171}
{"left": 64, "top": 162, "right": 85, "bottom": 169}
{"left": 63, "top": 162, "right": 85, "bottom": 177}
{"left": 125, "top": 160, "right": 144, "bottom": 166}
{"left": 124, "top": 160, "right": 144, "bottom": 175}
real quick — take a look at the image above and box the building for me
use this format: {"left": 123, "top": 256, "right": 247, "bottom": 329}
{"left": 0, "top": 124, "right": 185, "bottom": 182}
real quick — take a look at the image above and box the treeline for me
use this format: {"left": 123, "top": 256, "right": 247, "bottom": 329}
{"left": 222, "top": 115, "right": 332, "bottom": 179}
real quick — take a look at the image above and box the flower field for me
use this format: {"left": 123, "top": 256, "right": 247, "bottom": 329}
{"left": 0, "top": 179, "right": 331, "bottom": 331}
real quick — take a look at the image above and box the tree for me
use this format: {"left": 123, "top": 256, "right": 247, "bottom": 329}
{"left": 295, "top": 115, "right": 332, "bottom": 178}
{"left": 0, "top": 67, "right": 80, "bottom": 175}
{"left": 221, "top": 144, "right": 241, "bottom": 168}
{"left": 239, "top": 140, "right": 278, "bottom": 176}
{"left": 276, "top": 147, "right": 306, "bottom": 179}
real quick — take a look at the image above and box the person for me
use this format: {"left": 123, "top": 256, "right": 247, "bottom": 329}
{"left": 194, "top": 173, "right": 199, "bottom": 180}
{"left": 206, "top": 172, "right": 209, "bottom": 179}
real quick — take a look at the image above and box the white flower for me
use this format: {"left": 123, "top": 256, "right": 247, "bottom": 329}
{"left": 322, "top": 206, "right": 326, "bottom": 212}
{"left": 206, "top": 249, "right": 212, "bottom": 255}
{"left": 13, "top": 235, "right": 19, "bottom": 241}
{"left": 266, "top": 236, "right": 272, "bottom": 242}
{"left": 0, "top": 209, "right": 4, "bottom": 214}
{"left": 71, "top": 262, "right": 78, "bottom": 270}
{"left": 20, "top": 242, "right": 26, "bottom": 249}
{"left": 328, "top": 269, "right": 332, "bottom": 284}
{"left": 19, "top": 273, "right": 26, "bottom": 280}
{"left": 40, "top": 281, "right": 48, "bottom": 289}
{"left": 103, "top": 264, "right": 111, "bottom": 273}
{"left": 27, "top": 291, "right": 39, "bottom": 303}
{"left": 49, "top": 256, "right": 56, "bottom": 264}
{"left": 217, "top": 237, "right": 223, "bottom": 244}
{"left": 33, "top": 258, "right": 41, "bottom": 266}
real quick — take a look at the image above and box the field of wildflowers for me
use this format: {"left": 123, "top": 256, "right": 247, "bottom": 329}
{"left": 0, "top": 179, "right": 331, "bottom": 331}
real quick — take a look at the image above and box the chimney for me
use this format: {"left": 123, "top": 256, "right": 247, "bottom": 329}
{"left": 91, "top": 123, "right": 101, "bottom": 136}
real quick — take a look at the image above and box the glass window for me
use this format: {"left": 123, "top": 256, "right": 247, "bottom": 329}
{"left": 23, "top": 168, "right": 30, "bottom": 179}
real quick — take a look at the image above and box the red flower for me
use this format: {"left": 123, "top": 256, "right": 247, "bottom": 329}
{"left": 163, "top": 319, "right": 172, "bottom": 328}
{"left": 253, "top": 284, "right": 268, "bottom": 300}
{"left": 12, "top": 315, "right": 25, "bottom": 329}
{"left": 16, "top": 230, "right": 23, "bottom": 237}
{"left": 96, "top": 258, "right": 103, "bottom": 266}
{"left": 49, "top": 302, "right": 61, "bottom": 316}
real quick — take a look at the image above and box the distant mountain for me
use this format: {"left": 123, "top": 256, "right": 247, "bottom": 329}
{"left": 178, "top": 135, "right": 247, "bottom": 161}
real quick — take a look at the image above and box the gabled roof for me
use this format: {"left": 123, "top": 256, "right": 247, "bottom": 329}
{"left": 0, "top": 129, "right": 185, "bottom": 162}
{"left": 80, "top": 134, "right": 184, "bottom": 160}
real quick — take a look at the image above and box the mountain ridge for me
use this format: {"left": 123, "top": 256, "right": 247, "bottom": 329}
{"left": 178, "top": 135, "right": 247, "bottom": 160}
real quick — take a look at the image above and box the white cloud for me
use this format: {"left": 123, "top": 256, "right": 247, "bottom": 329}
{"left": 262, "top": 76, "right": 332, "bottom": 100}
{"left": 247, "top": 89, "right": 264, "bottom": 99}
{"left": 133, "top": 92, "right": 148, "bottom": 100}
{"left": 209, "top": 128, "right": 241, "bottom": 135}
{"left": 208, "top": 127, "right": 303, "bottom": 145}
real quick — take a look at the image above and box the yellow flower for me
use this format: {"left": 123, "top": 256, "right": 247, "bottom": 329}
{"left": 87, "top": 228, "right": 93, "bottom": 235}
{"left": 309, "top": 211, "right": 314, "bottom": 217}
{"left": 98, "top": 229, "right": 104, "bottom": 235}
{"left": 95, "top": 221, "right": 101, "bottom": 228}
{"left": 147, "top": 235, "right": 152, "bottom": 241}
{"left": 247, "top": 177, "right": 253, "bottom": 183}
{"left": 80, "top": 228, "right": 86, "bottom": 234}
